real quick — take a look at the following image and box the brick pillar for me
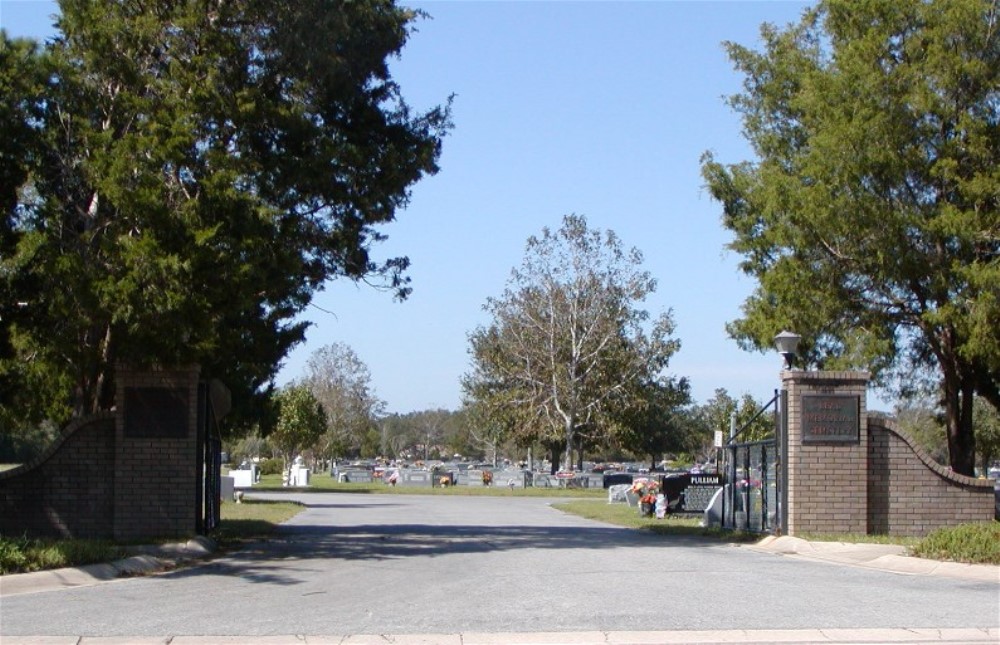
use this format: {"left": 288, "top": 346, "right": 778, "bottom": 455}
{"left": 782, "top": 370, "right": 869, "bottom": 536}
{"left": 114, "top": 365, "right": 201, "bottom": 541}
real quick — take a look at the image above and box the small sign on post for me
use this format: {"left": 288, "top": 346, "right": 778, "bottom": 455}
{"left": 713, "top": 430, "right": 724, "bottom": 448}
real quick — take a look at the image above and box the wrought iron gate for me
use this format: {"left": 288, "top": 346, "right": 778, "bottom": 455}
{"left": 197, "top": 381, "right": 224, "bottom": 534}
{"left": 722, "top": 389, "right": 787, "bottom": 534}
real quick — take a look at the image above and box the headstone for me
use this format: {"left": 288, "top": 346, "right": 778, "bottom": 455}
{"left": 432, "top": 469, "right": 455, "bottom": 487}
{"left": 659, "top": 472, "right": 723, "bottom": 513}
{"left": 498, "top": 469, "right": 528, "bottom": 489}
{"left": 607, "top": 484, "right": 630, "bottom": 503}
{"left": 401, "top": 470, "right": 431, "bottom": 486}
{"left": 290, "top": 462, "right": 310, "bottom": 486}
{"left": 533, "top": 474, "right": 556, "bottom": 488}
{"left": 682, "top": 474, "right": 723, "bottom": 512}
{"left": 702, "top": 487, "right": 725, "bottom": 528}
{"left": 220, "top": 476, "right": 235, "bottom": 503}
{"left": 343, "top": 469, "right": 373, "bottom": 484}
{"left": 230, "top": 469, "right": 254, "bottom": 488}
{"left": 603, "top": 473, "right": 634, "bottom": 488}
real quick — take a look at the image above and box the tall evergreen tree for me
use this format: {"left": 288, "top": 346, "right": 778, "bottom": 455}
{"left": 1, "top": 0, "right": 451, "bottom": 428}
{"left": 701, "top": 0, "right": 999, "bottom": 475}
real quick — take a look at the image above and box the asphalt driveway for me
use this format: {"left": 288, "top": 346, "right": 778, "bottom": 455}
{"left": 1, "top": 492, "right": 997, "bottom": 640}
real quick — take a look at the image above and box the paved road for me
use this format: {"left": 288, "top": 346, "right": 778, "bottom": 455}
{"left": 1, "top": 493, "right": 997, "bottom": 642}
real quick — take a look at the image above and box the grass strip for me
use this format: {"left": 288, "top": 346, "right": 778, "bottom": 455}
{"left": 551, "top": 499, "right": 760, "bottom": 542}
{"left": 212, "top": 499, "right": 304, "bottom": 549}
{"left": 0, "top": 535, "right": 128, "bottom": 575}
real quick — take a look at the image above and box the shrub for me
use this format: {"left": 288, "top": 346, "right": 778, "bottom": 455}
{"left": 258, "top": 457, "right": 284, "bottom": 476}
{"left": 0, "top": 535, "right": 31, "bottom": 574}
{"left": 0, "top": 535, "right": 124, "bottom": 575}
{"left": 912, "top": 522, "right": 1000, "bottom": 565}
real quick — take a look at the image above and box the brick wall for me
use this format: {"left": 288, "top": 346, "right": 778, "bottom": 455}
{"left": 0, "top": 365, "right": 202, "bottom": 542}
{"left": 114, "top": 365, "right": 201, "bottom": 541}
{"left": 783, "top": 370, "right": 869, "bottom": 535}
{"left": 868, "top": 419, "right": 994, "bottom": 537}
{"left": 0, "top": 413, "right": 116, "bottom": 539}
{"left": 780, "top": 369, "right": 994, "bottom": 538}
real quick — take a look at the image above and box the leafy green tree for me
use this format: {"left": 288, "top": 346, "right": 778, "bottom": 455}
{"left": 272, "top": 385, "right": 327, "bottom": 473}
{"left": 377, "top": 413, "right": 410, "bottom": 460}
{"left": 615, "top": 378, "right": 692, "bottom": 470}
{"left": 668, "top": 405, "right": 716, "bottom": 466}
{"left": 893, "top": 401, "right": 949, "bottom": 466}
{"left": 462, "top": 325, "right": 547, "bottom": 462}
{"left": 374, "top": 408, "right": 464, "bottom": 462}
{"left": 695, "top": 388, "right": 775, "bottom": 444}
{"left": 301, "top": 343, "right": 384, "bottom": 460}
{"left": 358, "top": 427, "right": 382, "bottom": 460}
{"left": 411, "top": 408, "right": 452, "bottom": 462}
{"left": 0, "top": 0, "right": 451, "bottom": 429}
{"left": 696, "top": 389, "right": 739, "bottom": 442}
{"left": 0, "top": 33, "right": 76, "bottom": 432}
{"left": 461, "top": 400, "right": 511, "bottom": 466}
{"left": 0, "top": 420, "right": 59, "bottom": 464}
{"left": 464, "top": 214, "right": 684, "bottom": 472}
{"left": 973, "top": 396, "right": 1000, "bottom": 474}
{"left": 223, "top": 427, "right": 270, "bottom": 468}
{"left": 701, "top": 0, "right": 999, "bottom": 475}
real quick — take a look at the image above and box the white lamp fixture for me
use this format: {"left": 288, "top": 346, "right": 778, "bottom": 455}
{"left": 774, "top": 330, "right": 802, "bottom": 369}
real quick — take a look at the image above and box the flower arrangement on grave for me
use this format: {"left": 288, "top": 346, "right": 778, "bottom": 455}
{"left": 631, "top": 479, "right": 660, "bottom": 517}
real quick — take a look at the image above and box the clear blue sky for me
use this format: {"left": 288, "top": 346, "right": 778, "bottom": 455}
{"left": 0, "top": 1, "right": 893, "bottom": 414}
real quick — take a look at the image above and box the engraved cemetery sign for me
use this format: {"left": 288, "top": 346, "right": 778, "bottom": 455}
{"left": 801, "top": 394, "right": 859, "bottom": 444}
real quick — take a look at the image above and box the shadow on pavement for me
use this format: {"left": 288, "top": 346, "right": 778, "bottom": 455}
{"left": 162, "top": 520, "right": 722, "bottom": 587}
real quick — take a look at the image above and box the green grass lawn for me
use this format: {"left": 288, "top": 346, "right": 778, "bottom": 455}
{"left": 553, "top": 501, "right": 1000, "bottom": 561}
{"left": 552, "top": 499, "right": 761, "bottom": 542}
{"left": 212, "top": 498, "right": 305, "bottom": 549}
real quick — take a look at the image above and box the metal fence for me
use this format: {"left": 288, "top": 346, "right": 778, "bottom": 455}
{"left": 722, "top": 390, "right": 785, "bottom": 534}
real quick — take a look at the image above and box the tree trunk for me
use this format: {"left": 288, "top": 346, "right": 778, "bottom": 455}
{"left": 956, "top": 379, "right": 976, "bottom": 476}
{"left": 943, "top": 370, "right": 977, "bottom": 476}
{"left": 563, "top": 417, "right": 575, "bottom": 473}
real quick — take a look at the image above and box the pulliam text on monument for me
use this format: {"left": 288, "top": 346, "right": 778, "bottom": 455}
{"left": 801, "top": 394, "right": 859, "bottom": 443}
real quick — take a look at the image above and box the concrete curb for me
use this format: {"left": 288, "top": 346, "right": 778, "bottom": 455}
{"left": 4, "top": 628, "right": 998, "bottom": 644}
{"left": 749, "top": 536, "right": 1000, "bottom": 583}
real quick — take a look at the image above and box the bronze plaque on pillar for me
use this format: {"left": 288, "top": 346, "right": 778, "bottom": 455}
{"left": 124, "top": 387, "right": 189, "bottom": 438}
{"left": 802, "top": 394, "right": 859, "bottom": 443}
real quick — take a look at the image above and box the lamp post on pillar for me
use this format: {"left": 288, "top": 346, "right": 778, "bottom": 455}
{"left": 773, "top": 330, "right": 800, "bottom": 536}
{"left": 774, "top": 330, "right": 801, "bottom": 370}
